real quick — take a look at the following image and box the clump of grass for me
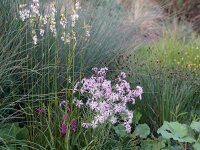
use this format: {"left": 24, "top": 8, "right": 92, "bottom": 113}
{"left": 0, "top": 1, "right": 33, "bottom": 149}
{"left": 111, "top": 33, "right": 200, "bottom": 131}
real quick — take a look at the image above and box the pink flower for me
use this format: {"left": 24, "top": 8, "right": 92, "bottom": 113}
{"left": 63, "top": 114, "right": 67, "bottom": 122}
{"left": 59, "top": 101, "right": 71, "bottom": 112}
{"left": 82, "top": 123, "right": 89, "bottom": 128}
{"left": 92, "top": 67, "right": 98, "bottom": 73}
{"left": 119, "top": 72, "right": 126, "bottom": 79}
{"left": 126, "top": 110, "right": 133, "bottom": 124}
{"left": 70, "top": 119, "right": 77, "bottom": 132}
{"left": 98, "top": 101, "right": 109, "bottom": 112}
{"left": 97, "top": 76, "right": 104, "bottom": 83}
{"left": 114, "top": 105, "right": 125, "bottom": 113}
{"left": 73, "top": 98, "right": 83, "bottom": 107}
{"left": 91, "top": 120, "right": 97, "bottom": 128}
{"left": 60, "top": 114, "right": 68, "bottom": 136}
{"left": 98, "top": 67, "right": 108, "bottom": 76}
{"left": 110, "top": 116, "right": 117, "bottom": 124}
{"left": 74, "top": 67, "right": 143, "bottom": 133}
{"left": 67, "top": 106, "right": 71, "bottom": 113}
{"left": 124, "top": 121, "right": 132, "bottom": 133}
{"left": 36, "top": 107, "right": 45, "bottom": 114}
{"left": 60, "top": 123, "right": 68, "bottom": 136}
{"left": 133, "top": 86, "right": 143, "bottom": 100}
{"left": 102, "top": 80, "right": 112, "bottom": 96}
{"left": 89, "top": 101, "right": 98, "bottom": 110}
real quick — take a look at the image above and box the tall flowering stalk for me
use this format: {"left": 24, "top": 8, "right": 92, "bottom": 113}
{"left": 70, "top": 118, "right": 77, "bottom": 132}
{"left": 19, "top": 0, "right": 90, "bottom": 107}
{"left": 18, "top": 0, "right": 91, "bottom": 104}
{"left": 61, "top": 114, "right": 68, "bottom": 136}
{"left": 73, "top": 67, "right": 143, "bottom": 133}
{"left": 59, "top": 101, "right": 77, "bottom": 136}
{"left": 18, "top": 0, "right": 90, "bottom": 45}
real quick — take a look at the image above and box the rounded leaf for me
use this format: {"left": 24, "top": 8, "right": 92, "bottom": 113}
{"left": 135, "top": 124, "right": 150, "bottom": 139}
{"left": 190, "top": 121, "right": 200, "bottom": 132}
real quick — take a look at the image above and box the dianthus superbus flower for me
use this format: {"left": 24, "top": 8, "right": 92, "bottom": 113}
{"left": 73, "top": 98, "right": 83, "bottom": 107}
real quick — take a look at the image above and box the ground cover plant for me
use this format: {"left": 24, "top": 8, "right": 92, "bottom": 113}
{"left": 0, "top": 0, "right": 200, "bottom": 150}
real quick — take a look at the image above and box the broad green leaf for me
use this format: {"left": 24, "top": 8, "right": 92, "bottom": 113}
{"left": 133, "top": 110, "right": 142, "bottom": 125}
{"left": 190, "top": 121, "right": 200, "bottom": 132}
{"left": 157, "top": 121, "right": 196, "bottom": 143}
{"left": 170, "top": 145, "right": 183, "bottom": 150}
{"left": 135, "top": 124, "right": 150, "bottom": 139}
{"left": 193, "top": 142, "right": 200, "bottom": 150}
{"left": 140, "top": 139, "right": 165, "bottom": 150}
{"left": 113, "top": 124, "right": 127, "bottom": 137}
{"left": 161, "top": 145, "right": 182, "bottom": 150}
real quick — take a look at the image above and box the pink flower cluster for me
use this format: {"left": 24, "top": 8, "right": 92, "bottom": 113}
{"left": 59, "top": 101, "right": 77, "bottom": 136}
{"left": 73, "top": 67, "right": 143, "bottom": 133}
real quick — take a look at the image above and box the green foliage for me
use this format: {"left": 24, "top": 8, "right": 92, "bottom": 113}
{"left": 133, "top": 110, "right": 142, "bottom": 125}
{"left": 113, "top": 124, "right": 128, "bottom": 138}
{"left": 135, "top": 124, "right": 150, "bottom": 139}
{"left": 190, "top": 121, "right": 200, "bottom": 132}
{"left": 132, "top": 120, "right": 200, "bottom": 150}
{"left": 157, "top": 121, "right": 196, "bottom": 143}
{"left": 113, "top": 34, "right": 200, "bottom": 131}
{"left": 140, "top": 139, "right": 166, "bottom": 150}
{"left": 0, "top": 124, "right": 28, "bottom": 149}
{"left": 193, "top": 142, "right": 200, "bottom": 150}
